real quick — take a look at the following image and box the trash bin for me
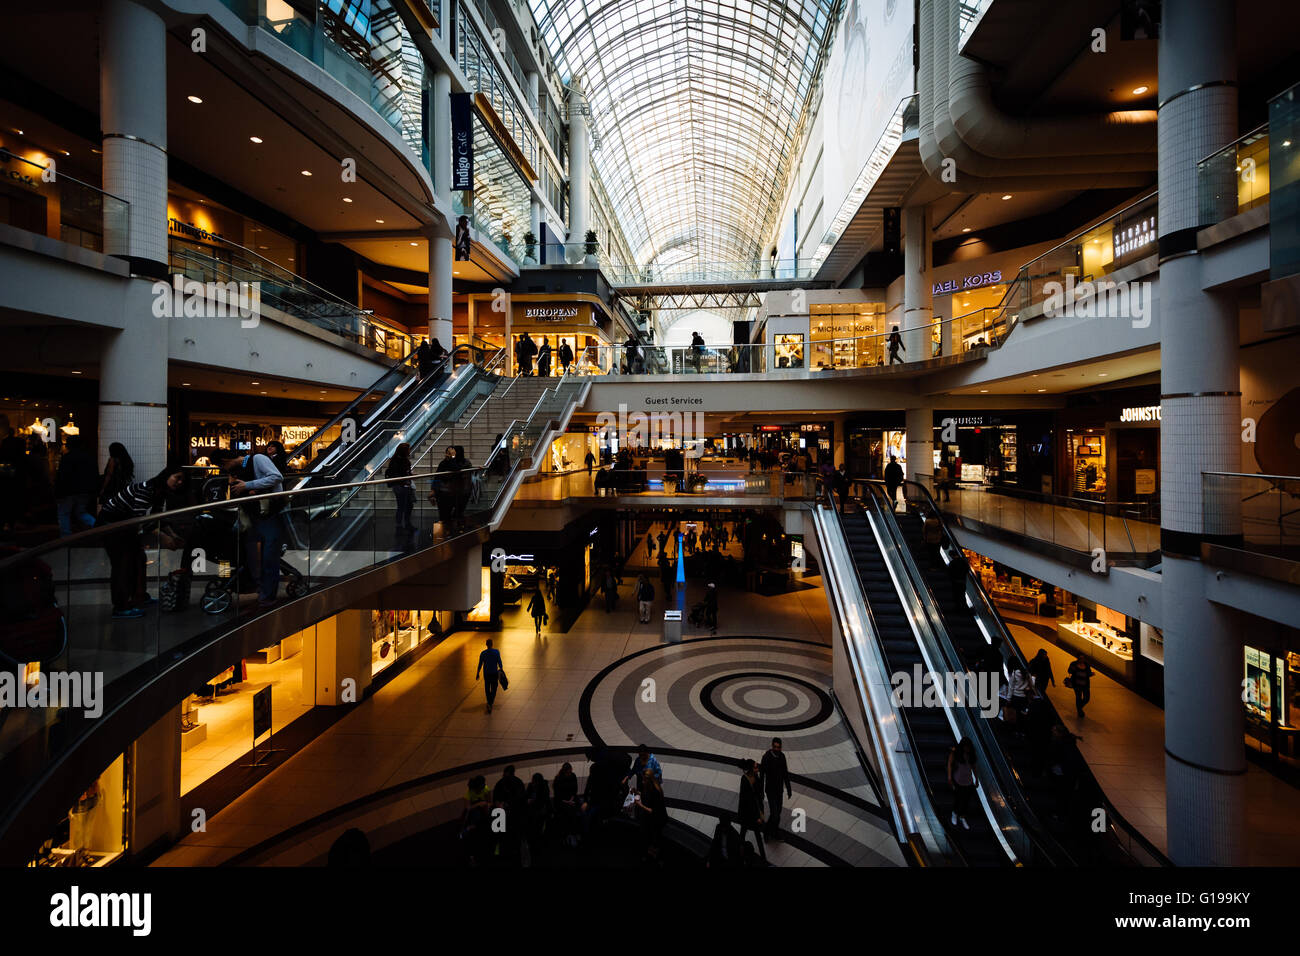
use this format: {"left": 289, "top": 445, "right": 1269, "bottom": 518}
{"left": 663, "top": 610, "right": 682, "bottom": 644}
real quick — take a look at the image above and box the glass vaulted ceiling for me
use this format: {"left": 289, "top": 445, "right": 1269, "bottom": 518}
{"left": 531, "top": 0, "right": 835, "bottom": 270}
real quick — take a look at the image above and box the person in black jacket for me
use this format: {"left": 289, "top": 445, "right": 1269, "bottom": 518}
{"left": 515, "top": 333, "right": 537, "bottom": 376}
{"left": 759, "top": 738, "right": 793, "bottom": 838}
{"left": 385, "top": 442, "right": 415, "bottom": 531}
{"left": 430, "top": 446, "right": 460, "bottom": 535}
{"left": 55, "top": 436, "right": 99, "bottom": 535}
{"left": 97, "top": 463, "right": 189, "bottom": 618}
{"left": 884, "top": 455, "right": 904, "bottom": 511}
{"left": 558, "top": 339, "right": 574, "bottom": 374}
{"left": 415, "top": 338, "right": 432, "bottom": 377}
{"left": 736, "top": 758, "right": 768, "bottom": 862}
{"left": 536, "top": 339, "right": 552, "bottom": 377}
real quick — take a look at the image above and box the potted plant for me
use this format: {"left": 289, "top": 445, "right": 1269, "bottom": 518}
{"left": 583, "top": 229, "right": 599, "bottom": 265}
{"left": 523, "top": 230, "right": 537, "bottom": 264}
{"left": 686, "top": 473, "right": 709, "bottom": 493}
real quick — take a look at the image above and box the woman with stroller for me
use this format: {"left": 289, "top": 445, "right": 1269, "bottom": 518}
{"left": 385, "top": 442, "right": 416, "bottom": 532}
{"left": 96, "top": 463, "right": 189, "bottom": 619}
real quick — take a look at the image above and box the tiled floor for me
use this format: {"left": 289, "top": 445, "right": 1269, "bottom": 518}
{"left": 1006, "top": 612, "right": 1300, "bottom": 865}
{"left": 153, "top": 531, "right": 860, "bottom": 866}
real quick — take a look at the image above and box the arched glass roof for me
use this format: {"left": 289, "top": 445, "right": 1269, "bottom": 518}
{"left": 531, "top": 0, "right": 836, "bottom": 271}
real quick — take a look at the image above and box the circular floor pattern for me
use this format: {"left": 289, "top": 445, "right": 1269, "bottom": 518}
{"left": 699, "top": 672, "right": 834, "bottom": 731}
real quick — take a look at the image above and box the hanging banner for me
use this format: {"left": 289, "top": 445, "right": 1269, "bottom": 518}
{"left": 450, "top": 92, "right": 474, "bottom": 191}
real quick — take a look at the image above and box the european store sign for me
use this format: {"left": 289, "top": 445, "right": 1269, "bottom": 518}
{"left": 1120, "top": 405, "right": 1161, "bottom": 422}
{"left": 932, "top": 270, "right": 1003, "bottom": 296}
{"left": 524, "top": 306, "right": 580, "bottom": 320}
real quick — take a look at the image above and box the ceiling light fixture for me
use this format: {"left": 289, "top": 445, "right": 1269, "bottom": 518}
{"left": 249, "top": 136, "right": 263, "bottom": 144}
{"left": 343, "top": 197, "right": 353, "bottom": 203}
{"left": 1001, "top": 194, "right": 1013, "bottom": 201}
{"left": 1132, "top": 86, "right": 1149, "bottom": 95}
{"left": 187, "top": 95, "right": 203, "bottom": 104}
{"left": 961, "top": 227, "right": 971, "bottom": 233}
{"left": 300, "top": 169, "right": 312, "bottom": 176}
{"left": 375, "top": 218, "right": 385, "bottom": 223}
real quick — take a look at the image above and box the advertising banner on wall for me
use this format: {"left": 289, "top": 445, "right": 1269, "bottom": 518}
{"left": 450, "top": 92, "right": 474, "bottom": 190}
{"left": 822, "top": 0, "right": 915, "bottom": 223}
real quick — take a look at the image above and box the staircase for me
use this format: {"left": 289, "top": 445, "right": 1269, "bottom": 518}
{"left": 412, "top": 375, "right": 559, "bottom": 473}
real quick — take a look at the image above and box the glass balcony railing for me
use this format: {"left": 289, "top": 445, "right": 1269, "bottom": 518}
{"left": 1198, "top": 125, "right": 1270, "bottom": 227}
{"left": 1203, "top": 472, "right": 1300, "bottom": 562}
{"left": 516, "top": 468, "right": 819, "bottom": 503}
{"left": 0, "top": 378, "right": 583, "bottom": 829}
{"left": 0, "top": 149, "right": 129, "bottom": 256}
{"left": 910, "top": 474, "right": 1161, "bottom": 563}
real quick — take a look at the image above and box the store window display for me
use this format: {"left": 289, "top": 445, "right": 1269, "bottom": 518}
{"left": 1068, "top": 431, "right": 1106, "bottom": 498}
{"left": 774, "top": 334, "right": 804, "bottom": 369}
{"left": 30, "top": 756, "right": 127, "bottom": 867}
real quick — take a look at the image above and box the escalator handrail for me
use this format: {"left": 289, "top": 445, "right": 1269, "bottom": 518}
{"left": 864, "top": 482, "right": 1073, "bottom": 866}
{"left": 857, "top": 482, "right": 1031, "bottom": 864}
{"left": 308, "top": 347, "right": 503, "bottom": 484}
{"left": 900, "top": 478, "right": 1173, "bottom": 867}
{"left": 812, "top": 480, "right": 966, "bottom": 863}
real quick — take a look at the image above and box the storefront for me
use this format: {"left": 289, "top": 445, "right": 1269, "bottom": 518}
{"left": 752, "top": 422, "right": 834, "bottom": 464}
{"left": 809, "top": 303, "right": 889, "bottom": 369}
{"left": 846, "top": 414, "right": 905, "bottom": 481}
{"left": 545, "top": 429, "right": 600, "bottom": 474}
{"left": 965, "top": 549, "right": 1160, "bottom": 695}
{"left": 465, "top": 295, "right": 617, "bottom": 376}
{"left": 1055, "top": 388, "right": 1161, "bottom": 503}
{"left": 30, "top": 755, "right": 129, "bottom": 867}
{"left": 1241, "top": 622, "right": 1300, "bottom": 769}
{"left": 933, "top": 411, "right": 1054, "bottom": 492}
{"left": 187, "top": 418, "right": 327, "bottom": 470}
{"left": 167, "top": 185, "right": 299, "bottom": 273}
{"left": 484, "top": 516, "right": 604, "bottom": 631}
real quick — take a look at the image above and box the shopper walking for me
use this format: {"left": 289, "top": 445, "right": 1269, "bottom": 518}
{"left": 602, "top": 568, "right": 618, "bottom": 613}
{"left": 527, "top": 583, "right": 547, "bottom": 637}
{"left": 558, "top": 340, "right": 574, "bottom": 374}
{"left": 54, "top": 436, "right": 98, "bottom": 536}
{"left": 947, "top": 737, "right": 978, "bottom": 831}
{"left": 884, "top": 455, "right": 904, "bottom": 512}
{"left": 1066, "top": 654, "right": 1094, "bottom": 718}
{"left": 887, "top": 328, "right": 905, "bottom": 365}
{"left": 759, "top": 737, "right": 793, "bottom": 838}
{"left": 475, "top": 637, "right": 504, "bottom": 713}
{"left": 585, "top": 450, "right": 596, "bottom": 475}
{"left": 431, "top": 446, "right": 459, "bottom": 535}
{"left": 1029, "top": 648, "right": 1055, "bottom": 696}
{"left": 385, "top": 442, "right": 416, "bottom": 531}
{"left": 515, "top": 333, "right": 537, "bottom": 376}
{"left": 537, "top": 339, "right": 552, "bottom": 378}
{"left": 703, "top": 581, "right": 718, "bottom": 633}
{"left": 736, "top": 758, "right": 768, "bottom": 863}
{"left": 636, "top": 573, "right": 654, "bottom": 624}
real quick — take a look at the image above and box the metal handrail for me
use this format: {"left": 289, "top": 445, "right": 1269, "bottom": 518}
{"left": 1019, "top": 191, "right": 1158, "bottom": 272}
{"left": 866, "top": 482, "right": 1070, "bottom": 866}
{"left": 811, "top": 479, "right": 958, "bottom": 861}
{"left": 1203, "top": 471, "right": 1300, "bottom": 481}
{"left": 901, "top": 478, "right": 1172, "bottom": 866}
{"left": 0, "top": 148, "right": 130, "bottom": 206}
{"left": 1195, "top": 122, "right": 1269, "bottom": 168}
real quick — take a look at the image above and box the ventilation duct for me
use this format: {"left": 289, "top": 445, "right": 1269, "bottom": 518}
{"left": 919, "top": 0, "right": 1157, "bottom": 191}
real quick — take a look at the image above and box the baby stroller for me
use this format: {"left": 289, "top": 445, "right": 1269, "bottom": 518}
{"left": 162, "top": 478, "right": 306, "bottom": 615}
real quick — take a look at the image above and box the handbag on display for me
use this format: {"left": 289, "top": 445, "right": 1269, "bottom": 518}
{"left": 498, "top": 671, "right": 509, "bottom": 691}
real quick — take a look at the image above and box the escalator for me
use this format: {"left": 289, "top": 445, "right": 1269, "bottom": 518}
{"left": 838, "top": 497, "right": 1011, "bottom": 865}
{"left": 886, "top": 480, "right": 1170, "bottom": 866}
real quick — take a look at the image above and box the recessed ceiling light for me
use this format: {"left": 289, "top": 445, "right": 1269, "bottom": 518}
{"left": 182, "top": 383, "right": 191, "bottom": 387}
{"left": 1001, "top": 194, "right": 1013, "bottom": 201}
{"left": 343, "top": 197, "right": 353, "bottom": 203}
{"left": 1132, "top": 86, "right": 1149, "bottom": 95}
{"left": 375, "top": 218, "right": 385, "bottom": 223}
{"left": 961, "top": 227, "right": 971, "bottom": 233}
{"left": 1037, "top": 388, "right": 1046, "bottom": 392}
{"left": 979, "top": 389, "right": 988, "bottom": 393}
{"left": 249, "top": 136, "right": 263, "bottom": 144}
{"left": 70, "top": 370, "right": 81, "bottom": 375}
{"left": 13, "top": 128, "right": 23, "bottom": 135}
{"left": 1099, "top": 373, "right": 1108, "bottom": 377}
{"left": 410, "top": 241, "right": 418, "bottom": 246}
{"left": 187, "top": 95, "right": 203, "bottom": 104}
{"left": 251, "top": 381, "right": 260, "bottom": 385}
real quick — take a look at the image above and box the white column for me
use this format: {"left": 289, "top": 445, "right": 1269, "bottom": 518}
{"left": 527, "top": 70, "right": 540, "bottom": 116}
{"left": 902, "top": 205, "right": 932, "bottom": 363}
{"left": 904, "top": 406, "right": 933, "bottom": 482}
{"left": 99, "top": 0, "right": 169, "bottom": 476}
{"left": 1157, "top": 0, "right": 1245, "bottom": 866}
{"left": 429, "top": 227, "right": 454, "bottom": 347}
{"left": 432, "top": 70, "right": 452, "bottom": 206}
{"left": 567, "top": 81, "right": 590, "bottom": 255}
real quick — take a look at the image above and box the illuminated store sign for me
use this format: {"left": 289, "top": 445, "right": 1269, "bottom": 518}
{"left": 1120, "top": 404, "right": 1161, "bottom": 422}
{"left": 932, "top": 270, "right": 1003, "bottom": 296}
{"left": 1113, "top": 211, "right": 1157, "bottom": 263}
{"left": 524, "top": 306, "right": 580, "bottom": 320}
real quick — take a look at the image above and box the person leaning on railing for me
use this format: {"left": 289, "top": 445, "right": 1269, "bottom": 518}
{"left": 96, "top": 463, "right": 190, "bottom": 619}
